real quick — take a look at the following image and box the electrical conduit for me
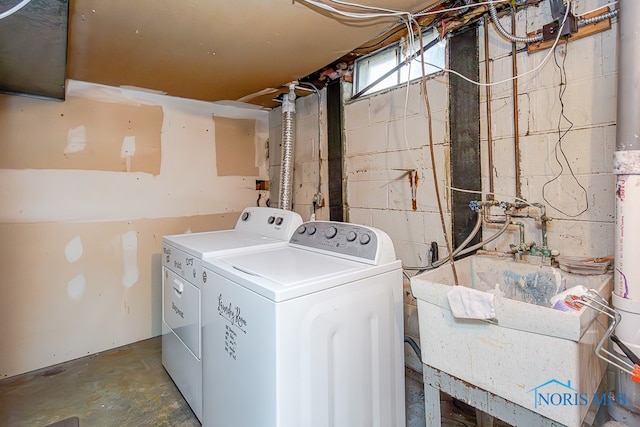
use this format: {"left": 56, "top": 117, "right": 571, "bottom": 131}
{"left": 488, "top": 0, "right": 617, "bottom": 45}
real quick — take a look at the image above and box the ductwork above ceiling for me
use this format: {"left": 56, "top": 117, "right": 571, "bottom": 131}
{"left": 0, "top": 0, "right": 444, "bottom": 105}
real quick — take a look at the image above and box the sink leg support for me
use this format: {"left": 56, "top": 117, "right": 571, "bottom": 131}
{"left": 423, "top": 369, "right": 441, "bottom": 427}
{"left": 421, "top": 364, "right": 569, "bottom": 427}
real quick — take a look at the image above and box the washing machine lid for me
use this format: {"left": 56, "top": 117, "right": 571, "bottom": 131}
{"left": 162, "top": 207, "right": 303, "bottom": 258}
{"left": 163, "top": 230, "right": 284, "bottom": 258}
{"left": 206, "top": 246, "right": 400, "bottom": 302}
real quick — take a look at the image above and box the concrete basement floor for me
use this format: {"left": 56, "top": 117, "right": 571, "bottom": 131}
{"left": 0, "top": 337, "right": 491, "bottom": 427}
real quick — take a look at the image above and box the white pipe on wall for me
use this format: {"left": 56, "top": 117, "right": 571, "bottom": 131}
{"left": 613, "top": 0, "right": 640, "bottom": 353}
{"left": 613, "top": 156, "right": 640, "bottom": 357}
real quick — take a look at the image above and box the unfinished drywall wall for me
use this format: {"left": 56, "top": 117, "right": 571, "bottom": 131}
{"left": 215, "top": 116, "right": 259, "bottom": 176}
{"left": 0, "top": 80, "right": 268, "bottom": 378}
{"left": 0, "top": 214, "right": 238, "bottom": 378}
{"left": 0, "top": 95, "right": 162, "bottom": 173}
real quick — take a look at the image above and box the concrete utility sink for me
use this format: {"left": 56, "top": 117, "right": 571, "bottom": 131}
{"left": 411, "top": 254, "right": 613, "bottom": 426}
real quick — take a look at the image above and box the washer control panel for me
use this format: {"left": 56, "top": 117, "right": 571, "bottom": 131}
{"left": 290, "top": 221, "right": 380, "bottom": 261}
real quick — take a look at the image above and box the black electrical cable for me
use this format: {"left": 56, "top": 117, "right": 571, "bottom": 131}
{"left": 404, "top": 336, "right": 422, "bottom": 362}
{"left": 542, "top": 41, "right": 589, "bottom": 217}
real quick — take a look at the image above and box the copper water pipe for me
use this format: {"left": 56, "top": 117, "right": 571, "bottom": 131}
{"left": 511, "top": 6, "right": 522, "bottom": 199}
{"left": 484, "top": 16, "right": 495, "bottom": 200}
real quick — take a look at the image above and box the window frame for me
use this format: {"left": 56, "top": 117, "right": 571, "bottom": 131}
{"left": 352, "top": 28, "right": 445, "bottom": 98}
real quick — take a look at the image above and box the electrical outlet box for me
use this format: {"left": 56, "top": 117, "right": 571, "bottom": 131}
{"left": 312, "top": 193, "right": 325, "bottom": 208}
{"left": 542, "top": 15, "right": 577, "bottom": 41}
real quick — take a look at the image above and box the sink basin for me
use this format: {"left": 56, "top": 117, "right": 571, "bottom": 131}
{"left": 410, "top": 254, "right": 613, "bottom": 426}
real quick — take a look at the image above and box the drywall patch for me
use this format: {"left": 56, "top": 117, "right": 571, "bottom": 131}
{"left": 121, "top": 135, "right": 136, "bottom": 172}
{"left": 0, "top": 93, "right": 162, "bottom": 174}
{"left": 121, "top": 135, "right": 136, "bottom": 158}
{"left": 121, "top": 230, "right": 139, "bottom": 288}
{"left": 67, "top": 274, "right": 86, "bottom": 301}
{"left": 0, "top": 213, "right": 242, "bottom": 378}
{"left": 64, "top": 236, "right": 83, "bottom": 263}
{"left": 214, "top": 116, "right": 259, "bottom": 176}
{"left": 65, "top": 125, "right": 87, "bottom": 154}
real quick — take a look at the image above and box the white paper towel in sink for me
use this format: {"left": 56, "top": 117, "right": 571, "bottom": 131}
{"left": 447, "top": 286, "right": 496, "bottom": 320}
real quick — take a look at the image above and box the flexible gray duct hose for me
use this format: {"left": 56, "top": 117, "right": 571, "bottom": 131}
{"left": 489, "top": 0, "right": 618, "bottom": 44}
{"left": 579, "top": 8, "right": 618, "bottom": 26}
{"left": 279, "top": 90, "right": 295, "bottom": 211}
{"left": 488, "top": 0, "right": 543, "bottom": 44}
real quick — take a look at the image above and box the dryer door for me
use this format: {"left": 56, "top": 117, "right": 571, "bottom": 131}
{"left": 163, "top": 268, "right": 201, "bottom": 358}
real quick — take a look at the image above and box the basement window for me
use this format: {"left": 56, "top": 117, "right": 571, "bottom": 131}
{"left": 353, "top": 29, "right": 445, "bottom": 97}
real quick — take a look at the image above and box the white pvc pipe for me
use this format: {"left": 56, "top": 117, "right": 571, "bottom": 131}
{"left": 613, "top": 156, "right": 640, "bottom": 356}
{"left": 614, "top": 164, "right": 640, "bottom": 301}
{"left": 613, "top": 0, "right": 640, "bottom": 355}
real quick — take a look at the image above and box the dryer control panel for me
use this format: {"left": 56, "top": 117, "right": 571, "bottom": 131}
{"left": 290, "top": 221, "right": 396, "bottom": 264}
{"left": 233, "top": 207, "right": 303, "bottom": 240}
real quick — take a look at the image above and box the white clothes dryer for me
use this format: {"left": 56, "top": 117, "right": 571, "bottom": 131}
{"left": 161, "top": 207, "right": 302, "bottom": 421}
{"left": 201, "top": 221, "right": 405, "bottom": 427}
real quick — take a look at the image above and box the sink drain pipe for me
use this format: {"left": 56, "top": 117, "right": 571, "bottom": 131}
{"left": 279, "top": 83, "right": 297, "bottom": 211}
{"left": 612, "top": 0, "right": 640, "bottom": 420}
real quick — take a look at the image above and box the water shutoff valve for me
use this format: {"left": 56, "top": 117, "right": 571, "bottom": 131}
{"left": 498, "top": 201, "right": 512, "bottom": 210}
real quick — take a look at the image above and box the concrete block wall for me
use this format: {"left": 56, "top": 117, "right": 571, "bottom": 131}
{"left": 479, "top": 0, "right": 617, "bottom": 257}
{"left": 269, "top": 0, "right": 618, "bottom": 375}
{"left": 269, "top": 90, "right": 329, "bottom": 222}
{"left": 345, "top": 79, "right": 451, "bottom": 264}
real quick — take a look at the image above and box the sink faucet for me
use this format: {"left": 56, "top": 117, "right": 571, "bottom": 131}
{"left": 531, "top": 203, "right": 551, "bottom": 257}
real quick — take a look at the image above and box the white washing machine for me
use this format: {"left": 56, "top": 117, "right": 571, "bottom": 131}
{"left": 161, "top": 207, "right": 302, "bottom": 421}
{"left": 201, "top": 221, "right": 405, "bottom": 427}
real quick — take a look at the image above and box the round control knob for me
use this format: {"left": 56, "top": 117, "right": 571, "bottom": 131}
{"left": 325, "top": 226, "right": 338, "bottom": 239}
{"left": 241, "top": 211, "right": 250, "bottom": 221}
{"left": 346, "top": 231, "right": 357, "bottom": 241}
{"left": 307, "top": 225, "right": 316, "bottom": 235}
{"left": 275, "top": 217, "right": 284, "bottom": 225}
{"left": 297, "top": 225, "right": 307, "bottom": 234}
{"left": 359, "top": 233, "right": 371, "bottom": 245}
{"left": 268, "top": 216, "right": 275, "bottom": 224}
